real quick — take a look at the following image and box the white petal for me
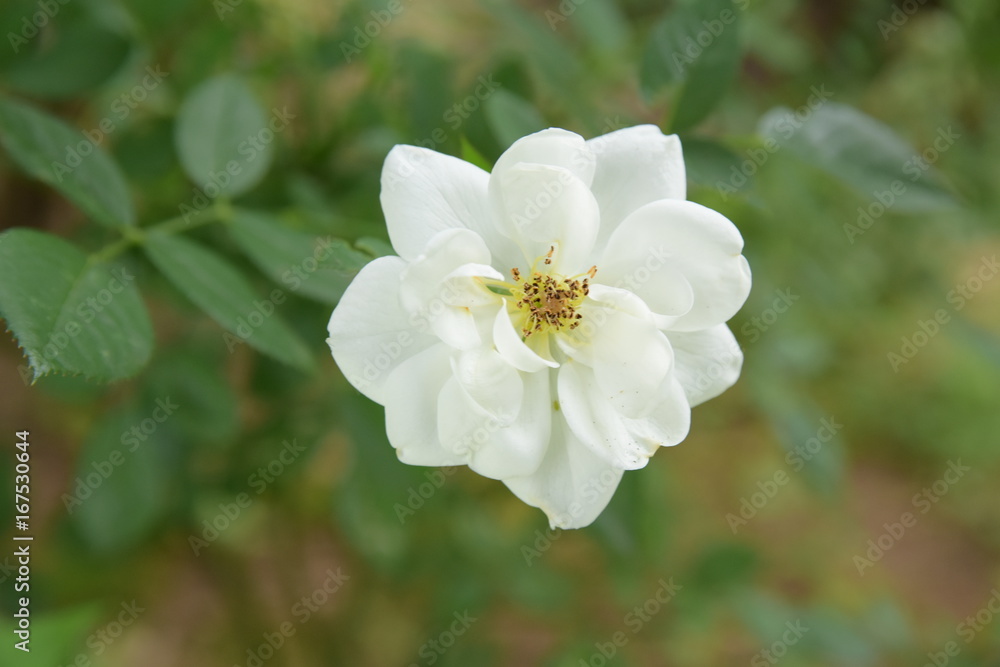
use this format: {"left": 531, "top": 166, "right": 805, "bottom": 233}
{"left": 380, "top": 145, "right": 521, "bottom": 267}
{"left": 384, "top": 343, "right": 466, "bottom": 466}
{"left": 503, "top": 414, "right": 623, "bottom": 530}
{"left": 621, "top": 373, "right": 691, "bottom": 450}
{"left": 399, "top": 228, "right": 491, "bottom": 311}
{"left": 327, "top": 256, "right": 436, "bottom": 404}
{"left": 557, "top": 287, "right": 674, "bottom": 417}
{"left": 599, "top": 199, "right": 751, "bottom": 331}
{"left": 437, "top": 370, "right": 551, "bottom": 479}
{"left": 665, "top": 324, "right": 743, "bottom": 407}
{"left": 587, "top": 125, "right": 686, "bottom": 250}
{"left": 493, "top": 304, "right": 559, "bottom": 373}
{"left": 557, "top": 362, "right": 653, "bottom": 470}
{"left": 400, "top": 229, "right": 496, "bottom": 350}
{"left": 491, "top": 128, "right": 596, "bottom": 190}
{"left": 492, "top": 163, "right": 600, "bottom": 273}
{"left": 429, "top": 307, "right": 481, "bottom": 350}
{"left": 450, "top": 347, "right": 524, "bottom": 425}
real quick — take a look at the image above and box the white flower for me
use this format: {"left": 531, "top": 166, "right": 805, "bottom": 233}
{"left": 327, "top": 126, "right": 751, "bottom": 529}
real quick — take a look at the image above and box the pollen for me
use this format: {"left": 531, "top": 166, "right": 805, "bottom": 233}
{"left": 510, "top": 247, "right": 596, "bottom": 338}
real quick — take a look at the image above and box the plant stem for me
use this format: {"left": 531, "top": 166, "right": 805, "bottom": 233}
{"left": 87, "top": 199, "right": 233, "bottom": 264}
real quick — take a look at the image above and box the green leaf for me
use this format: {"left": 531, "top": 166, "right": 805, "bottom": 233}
{"left": 1, "top": 16, "right": 132, "bottom": 99}
{"left": 484, "top": 89, "right": 547, "bottom": 149}
{"left": 0, "top": 96, "right": 135, "bottom": 226}
{"left": 174, "top": 74, "right": 275, "bottom": 198}
{"left": 640, "top": 0, "right": 743, "bottom": 131}
{"left": 0, "top": 229, "right": 152, "bottom": 382}
{"left": 228, "top": 209, "right": 371, "bottom": 304}
{"left": 682, "top": 136, "right": 751, "bottom": 192}
{"left": 143, "top": 232, "right": 313, "bottom": 371}
{"left": 758, "top": 102, "right": 957, "bottom": 212}
{"left": 70, "top": 404, "right": 175, "bottom": 554}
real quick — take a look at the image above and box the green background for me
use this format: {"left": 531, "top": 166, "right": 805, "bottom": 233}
{"left": 0, "top": 0, "right": 998, "bottom": 665}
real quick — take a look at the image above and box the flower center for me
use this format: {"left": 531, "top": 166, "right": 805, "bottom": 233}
{"left": 510, "top": 246, "right": 597, "bottom": 339}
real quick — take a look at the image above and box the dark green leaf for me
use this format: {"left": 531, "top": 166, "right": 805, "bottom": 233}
{"left": 174, "top": 74, "right": 275, "bottom": 198}
{"left": 758, "top": 102, "right": 957, "bottom": 212}
{"left": 0, "top": 229, "right": 152, "bottom": 382}
{"left": 70, "top": 404, "right": 175, "bottom": 553}
{"left": 2, "top": 17, "right": 132, "bottom": 99}
{"left": 0, "top": 96, "right": 135, "bottom": 226}
{"left": 484, "top": 89, "right": 547, "bottom": 149}
{"left": 143, "top": 232, "right": 313, "bottom": 371}
{"left": 228, "top": 209, "right": 371, "bottom": 304}
{"left": 640, "top": 0, "right": 743, "bottom": 131}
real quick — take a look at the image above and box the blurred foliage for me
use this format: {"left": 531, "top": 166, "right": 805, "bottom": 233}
{"left": 0, "top": 0, "right": 998, "bottom": 665}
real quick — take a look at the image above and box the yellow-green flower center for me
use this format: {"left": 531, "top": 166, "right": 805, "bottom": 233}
{"left": 509, "top": 247, "right": 596, "bottom": 338}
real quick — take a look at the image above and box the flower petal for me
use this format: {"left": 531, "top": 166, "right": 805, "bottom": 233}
{"left": 620, "top": 373, "right": 691, "bottom": 450}
{"left": 599, "top": 199, "right": 751, "bottom": 331}
{"left": 491, "top": 128, "right": 596, "bottom": 190}
{"left": 493, "top": 304, "right": 559, "bottom": 373}
{"left": 400, "top": 228, "right": 498, "bottom": 350}
{"left": 557, "top": 286, "right": 674, "bottom": 418}
{"left": 380, "top": 145, "right": 521, "bottom": 267}
{"left": 557, "top": 361, "right": 653, "bottom": 470}
{"left": 450, "top": 347, "right": 524, "bottom": 425}
{"left": 502, "top": 414, "right": 624, "bottom": 530}
{"left": 491, "top": 163, "right": 600, "bottom": 274}
{"left": 587, "top": 125, "right": 686, "bottom": 249}
{"left": 665, "top": 324, "right": 743, "bottom": 407}
{"left": 437, "top": 369, "right": 551, "bottom": 479}
{"left": 385, "top": 343, "right": 466, "bottom": 466}
{"left": 327, "top": 256, "right": 436, "bottom": 404}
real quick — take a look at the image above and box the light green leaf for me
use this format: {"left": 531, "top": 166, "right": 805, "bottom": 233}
{"left": 0, "top": 229, "right": 152, "bottom": 382}
{"left": 758, "top": 102, "right": 957, "bottom": 212}
{"left": 228, "top": 209, "right": 371, "bottom": 304}
{"left": 0, "top": 96, "right": 135, "bottom": 226}
{"left": 174, "top": 74, "right": 274, "bottom": 198}
{"left": 640, "top": 0, "right": 743, "bottom": 131}
{"left": 143, "top": 232, "right": 313, "bottom": 371}
{"left": 484, "top": 89, "right": 547, "bottom": 149}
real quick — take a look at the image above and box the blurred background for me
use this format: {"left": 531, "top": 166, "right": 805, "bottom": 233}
{"left": 0, "top": 0, "right": 998, "bottom": 664}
